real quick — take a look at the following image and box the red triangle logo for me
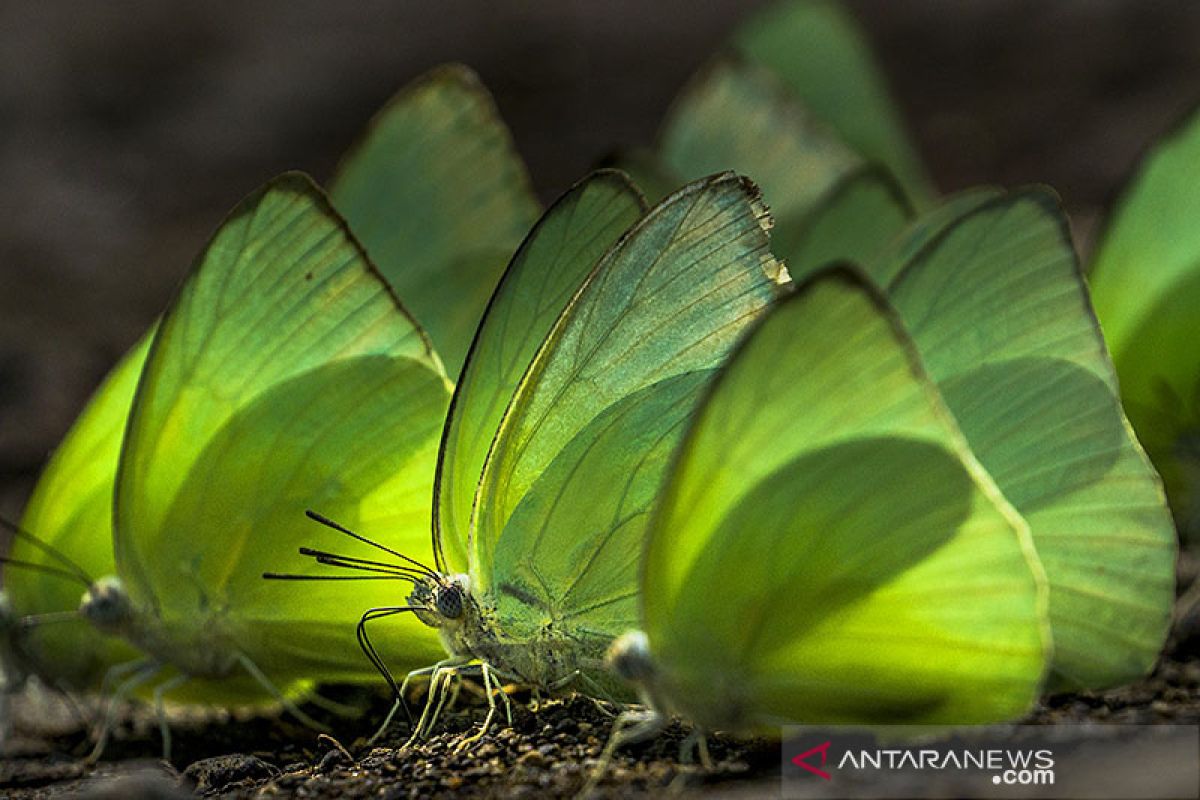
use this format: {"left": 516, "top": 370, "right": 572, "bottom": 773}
{"left": 791, "top": 741, "right": 832, "bottom": 780}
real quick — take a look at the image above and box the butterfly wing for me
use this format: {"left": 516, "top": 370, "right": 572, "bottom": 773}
{"left": 1089, "top": 107, "right": 1200, "bottom": 526}
{"left": 434, "top": 172, "right": 646, "bottom": 574}
{"left": 733, "top": 0, "right": 934, "bottom": 207}
{"left": 642, "top": 267, "right": 1047, "bottom": 731}
{"left": 472, "top": 173, "right": 782, "bottom": 659}
{"left": 783, "top": 165, "right": 913, "bottom": 282}
{"left": 8, "top": 336, "right": 152, "bottom": 687}
{"left": 880, "top": 192, "right": 1176, "bottom": 689}
{"left": 114, "top": 173, "right": 450, "bottom": 686}
{"left": 658, "top": 57, "right": 860, "bottom": 252}
{"left": 331, "top": 64, "right": 541, "bottom": 377}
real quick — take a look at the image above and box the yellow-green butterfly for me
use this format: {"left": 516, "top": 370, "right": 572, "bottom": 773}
{"left": 781, "top": 184, "right": 1177, "bottom": 690}
{"left": 6, "top": 173, "right": 454, "bottom": 761}
{"left": 331, "top": 63, "right": 540, "bottom": 378}
{"left": 731, "top": 0, "right": 934, "bottom": 208}
{"left": 605, "top": 265, "right": 1046, "bottom": 751}
{"left": 1089, "top": 105, "right": 1200, "bottom": 537}
{"left": 290, "top": 169, "right": 787, "bottom": 741}
{"left": 2, "top": 63, "right": 537, "bottom": 742}
{"left": 620, "top": 56, "right": 861, "bottom": 240}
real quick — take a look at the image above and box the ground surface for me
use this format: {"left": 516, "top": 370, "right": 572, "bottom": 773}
{"left": 4, "top": 2, "right": 1200, "bottom": 798}
{"left": 3, "top": 618, "right": 1200, "bottom": 799}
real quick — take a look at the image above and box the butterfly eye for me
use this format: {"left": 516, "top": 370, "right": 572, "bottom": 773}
{"left": 436, "top": 585, "right": 463, "bottom": 620}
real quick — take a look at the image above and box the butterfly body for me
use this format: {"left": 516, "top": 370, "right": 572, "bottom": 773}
{"left": 412, "top": 572, "right": 614, "bottom": 692}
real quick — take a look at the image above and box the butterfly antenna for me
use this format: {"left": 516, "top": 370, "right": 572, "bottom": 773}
{"left": 0, "top": 556, "right": 92, "bottom": 588}
{"left": 0, "top": 517, "right": 93, "bottom": 586}
{"left": 305, "top": 511, "right": 439, "bottom": 579}
{"left": 19, "top": 610, "right": 85, "bottom": 629}
{"left": 299, "top": 548, "right": 429, "bottom": 580}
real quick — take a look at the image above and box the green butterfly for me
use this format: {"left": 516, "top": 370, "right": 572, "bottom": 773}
{"left": 293, "top": 169, "right": 786, "bottom": 741}
{"left": 2, "top": 64, "right": 536, "bottom": 729}
{"left": 732, "top": 0, "right": 934, "bottom": 208}
{"left": 782, "top": 184, "right": 1177, "bottom": 690}
{"left": 619, "top": 57, "right": 860, "bottom": 236}
{"left": 1088, "top": 105, "right": 1200, "bottom": 537}
{"left": 606, "top": 265, "right": 1047, "bottom": 750}
{"left": 5, "top": 174, "right": 454, "bottom": 761}
{"left": 331, "top": 63, "right": 540, "bottom": 378}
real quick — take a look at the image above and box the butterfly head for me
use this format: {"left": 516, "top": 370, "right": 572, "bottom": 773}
{"left": 79, "top": 575, "right": 134, "bottom": 635}
{"left": 408, "top": 573, "right": 470, "bottom": 628}
{"left": 607, "top": 629, "right": 657, "bottom": 685}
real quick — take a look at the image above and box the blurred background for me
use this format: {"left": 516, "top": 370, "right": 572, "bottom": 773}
{"left": 2, "top": 0, "right": 1200, "bottom": 517}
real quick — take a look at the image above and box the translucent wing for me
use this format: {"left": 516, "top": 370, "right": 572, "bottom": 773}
{"left": 9, "top": 335, "right": 152, "bottom": 687}
{"left": 473, "top": 173, "right": 782, "bottom": 642}
{"left": 331, "top": 64, "right": 541, "bottom": 377}
{"left": 434, "top": 172, "right": 646, "bottom": 573}
{"left": 882, "top": 192, "right": 1176, "bottom": 689}
{"left": 115, "top": 173, "right": 450, "bottom": 683}
{"left": 733, "top": 0, "right": 934, "bottom": 206}
{"left": 783, "top": 165, "right": 913, "bottom": 282}
{"left": 1089, "top": 107, "right": 1200, "bottom": 526}
{"left": 643, "top": 267, "right": 1046, "bottom": 730}
{"left": 659, "top": 57, "right": 860, "bottom": 253}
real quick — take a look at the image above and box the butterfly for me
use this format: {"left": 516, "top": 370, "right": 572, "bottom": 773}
{"left": 604, "top": 264, "right": 1047, "bottom": 756}
{"left": 731, "top": 0, "right": 934, "bottom": 207}
{"left": 1088, "top": 104, "right": 1200, "bottom": 538}
{"left": 627, "top": 34, "right": 1175, "bottom": 691}
{"left": 287, "top": 169, "right": 788, "bottom": 743}
{"left": 2, "top": 63, "right": 537, "bottom": 752}
{"left": 6, "top": 173, "right": 453, "bottom": 760}
{"left": 792, "top": 187, "right": 1177, "bottom": 691}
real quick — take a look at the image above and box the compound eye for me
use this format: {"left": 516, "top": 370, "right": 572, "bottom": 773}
{"left": 436, "top": 585, "right": 463, "bottom": 620}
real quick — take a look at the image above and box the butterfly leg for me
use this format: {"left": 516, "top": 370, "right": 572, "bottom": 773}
{"left": 367, "top": 661, "right": 441, "bottom": 745}
{"left": 402, "top": 657, "right": 472, "bottom": 747}
{"left": 234, "top": 652, "right": 328, "bottom": 732}
{"left": 87, "top": 660, "right": 161, "bottom": 762}
{"left": 305, "top": 692, "right": 361, "bottom": 718}
{"left": 453, "top": 661, "right": 511, "bottom": 751}
{"left": 676, "top": 728, "right": 713, "bottom": 769}
{"left": 579, "top": 706, "right": 667, "bottom": 795}
{"left": 421, "top": 666, "right": 462, "bottom": 737}
{"left": 150, "top": 672, "right": 188, "bottom": 761}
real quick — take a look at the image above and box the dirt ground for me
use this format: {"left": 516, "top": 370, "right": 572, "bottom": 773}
{"left": 4, "top": 596, "right": 1200, "bottom": 799}
{"left": 4, "top": 2, "right": 1200, "bottom": 798}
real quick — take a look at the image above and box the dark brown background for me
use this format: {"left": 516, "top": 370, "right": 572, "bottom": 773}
{"left": 3, "top": 0, "right": 1200, "bottom": 520}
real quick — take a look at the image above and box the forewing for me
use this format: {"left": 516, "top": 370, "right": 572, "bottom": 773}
{"left": 330, "top": 64, "right": 541, "bottom": 376}
{"left": 474, "top": 173, "right": 782, "bottom": 636}
{"left": 886, "top": 191, "right": 1176, "bottom": 689}
{"left": 659, "top": 57, "right": 859, "bottom": 254}
{"left": 783, "top": 166, "right": 913, "bottom": 282}
{"left": 643, "top": 268, "right": 1046, "bottom": 729}
{"left": 435, "top": 172, "right": 646, "bottom": 573}
{"left": 115, "top": 173, "right": 446, "bottom": 652}
{"left": 733, "top": 0, "right": 933, "bottom": 206}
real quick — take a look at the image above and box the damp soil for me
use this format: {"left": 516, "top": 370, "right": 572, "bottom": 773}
{"left": 5, "top": 594, "right": 1200, "bottom": 800}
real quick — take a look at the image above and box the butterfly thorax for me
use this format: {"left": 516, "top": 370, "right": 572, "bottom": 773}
{"left": 411, "top": 573, "right": 614, "bottom": 691}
